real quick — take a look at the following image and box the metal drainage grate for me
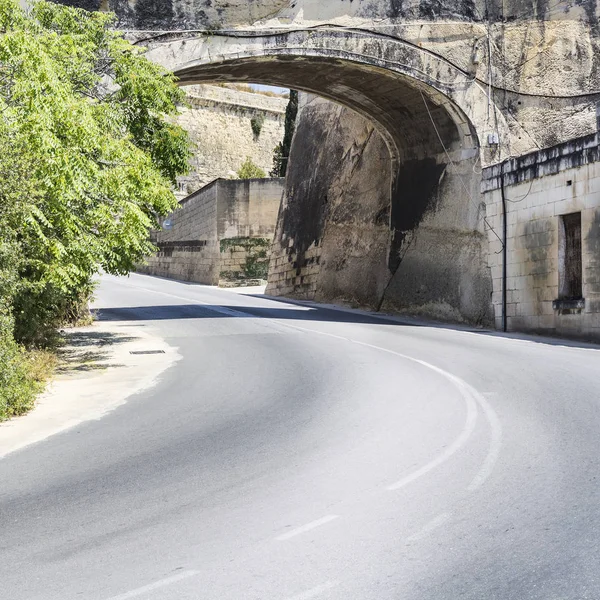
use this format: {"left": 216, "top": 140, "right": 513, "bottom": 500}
{"left": 129, "top": 350, "right": 165, "bottom": 355}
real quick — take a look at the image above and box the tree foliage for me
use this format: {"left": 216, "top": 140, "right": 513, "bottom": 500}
{"left": 0, "top": 0, "right": 192, "bottom": 347}
{"left": 0, "top": 0, "right": 192, "bottom": 417}
{"left": 271, "top": 90, "right": 298, "bottom": 177}
{"left": 236, "top": 157, "right": 266, "bottom": 179}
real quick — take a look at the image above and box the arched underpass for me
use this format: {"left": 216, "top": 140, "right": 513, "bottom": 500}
{"left": 145, "top": 29, "right": 502, "bottom": 324}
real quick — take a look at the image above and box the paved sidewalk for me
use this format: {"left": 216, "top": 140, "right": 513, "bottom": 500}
{"left": 0, "top": 320, "right": 179, "bottom": 458}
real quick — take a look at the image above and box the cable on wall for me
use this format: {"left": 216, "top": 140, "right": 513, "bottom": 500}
{"left": 418, "top": 89, "right": 504, "bottom": 248}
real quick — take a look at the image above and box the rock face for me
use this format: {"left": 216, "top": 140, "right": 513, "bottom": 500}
{"left": 59, "top": 0, "right": 288, "bottom": 29}
{"left": 175, "top": 85, "right": 286, "bottom": 195}
{"left": 267, "top": 96, "right": 494, "bottom": 325}
{"left": 56, "top": 0, "right": 600, "bottom": 30}
{"left": 267, "top": 96, "right": 392, "bottom": 308}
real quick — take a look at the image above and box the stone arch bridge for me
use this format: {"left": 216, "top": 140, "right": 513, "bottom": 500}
{"left": 137, "top": 14, "right": 600, "bottom": 335}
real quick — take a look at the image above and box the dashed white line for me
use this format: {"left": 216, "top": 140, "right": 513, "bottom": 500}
{"left": 276, "top": 515, "right": 340, "bottom": 541}
{"left": 285, "top": 581, "right": 341, "bottom": 599}
{"left": 406, "top": 513, "right": 450, "bottom": 543}
{"left": 105, "top": 570, "right": 200, "bottom": 600}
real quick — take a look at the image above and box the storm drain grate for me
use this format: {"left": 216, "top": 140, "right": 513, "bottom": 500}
{"left": 129, "top": 350, "right": 165, "bottom": 355}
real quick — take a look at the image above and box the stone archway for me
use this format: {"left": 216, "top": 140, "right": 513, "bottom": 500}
{"left": 144, "top": 28, "right": 499, "bottom": 324}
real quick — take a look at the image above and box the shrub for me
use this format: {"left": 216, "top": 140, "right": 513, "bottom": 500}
{"left": 250, "top": 114, "right": 265, "bottom": 137}
{"left": 236, "top": 157, "right": 266, "bottom": 179}
{"left": 0, "top": 309, "right": 53, "bottom": 421}
{"left": 0, "top": 0, "right": 191, "bottom": 348}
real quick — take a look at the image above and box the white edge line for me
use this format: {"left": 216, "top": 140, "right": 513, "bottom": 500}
{"left": 386, "top": 384, "right": 477, "bottom": 491}
{"left": 110, "top": 279, "right": 503, "bottom": 494}
{"left": 406, "top": 512, "right": 450, "bottom": 543}
{"left": 255, "top": 321, "right": 483, "bottom": 492}
{"left": 467, "top": 393, "right": 503, "bottom": 491}
{"left": 105, "top": 570, "right": 201, "bottom": 600}
{"left": 285, "top": 581, "right": 341, "bottom": 600}
{"left": 276, "top": 515, "right": 340, "bottom": 541}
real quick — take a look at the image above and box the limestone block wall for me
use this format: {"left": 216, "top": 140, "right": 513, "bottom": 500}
{"left": 139, "top": 178, "right": 283, "bottom": 285}
{"left": 137, "top": 180, "right": 220, "bottom": 284}
{"left": 216, "top": 178, "right": 284, "bottom": 239}
{"left": 483, "top": 135, "right": 600, "bottom": 339}
{"left": 175, "top": 85, "right": 286, "bottom": 196}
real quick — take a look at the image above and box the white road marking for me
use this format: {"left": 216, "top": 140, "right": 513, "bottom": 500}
{"left": 113, "top": 277, "right": 503, "bottom": 493}
{"left": 241, "top": 320, "right": 484, "bottom": 493}
{"left": 467, "top": 392, "right": 503, "bottom": 491}
{"left": 285, "top": 581, "right": 341, "bottom": 599}
{"left": 374, "top": 358, "right": 479, "bottom": 491}
{"left": 406, "top": 512, "right": 450, "bottom": 543}
{"left": 276, "top": 515, "right": 340, "bottom": 541}
{"left": 386, "top": 383, "right": 477, "bottom": 491}
{"left": 104, "top": 570, "right": 200, "bottom": 600}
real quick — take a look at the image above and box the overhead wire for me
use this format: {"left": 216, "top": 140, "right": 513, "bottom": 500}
{"left": 129, "top": 21, "right": 600, "bottom": 99}
{"left": 418, "top": 88, "right": 504, "bottom": 248}
{"left": 139, "top": 8, "right": 584, "bottom": 231}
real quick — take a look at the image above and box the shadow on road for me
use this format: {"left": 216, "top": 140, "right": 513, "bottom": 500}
{"left": 93, "top": 304, "right": 410, "bottom": 326}
{"left": 93, "top": 300, "right": 600, "bottom": 351}
{"left": 57, "top": 330, "right": 134, "bottom": 374}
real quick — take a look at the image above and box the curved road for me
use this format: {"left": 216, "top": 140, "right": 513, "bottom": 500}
{"left": 1, "top": 273, "right": 599, "bottom": 600}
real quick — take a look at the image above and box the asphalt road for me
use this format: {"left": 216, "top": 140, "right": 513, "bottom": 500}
{"left": 1, "top": 273, "right": 599, "bottom": 600}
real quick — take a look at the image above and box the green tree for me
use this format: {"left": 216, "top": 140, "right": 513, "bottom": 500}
{"left": 0, "top": 0, "right": 192, "bottom": 346}
{"left": 271, "top": 90, "right": 298, "bottom": 177}
{"left": 0, "top": 0, "right": 192, "bottom": 418}
{"left": 236, "top": 157, "right": 266, "bottom": 179}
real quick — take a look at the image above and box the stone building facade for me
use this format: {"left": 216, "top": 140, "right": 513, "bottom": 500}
{"left": 482, "top": 135, "right": 600, "bottom": 339}
{"left": 175, "top": 85, "right": 287, "bottom": 197}
{"left": 138, "top": 178, "right": 284, "bottom": 285}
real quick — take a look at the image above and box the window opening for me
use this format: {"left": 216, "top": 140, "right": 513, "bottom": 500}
{"left": 558, "top": 212, "right": 582, "bottom": 300}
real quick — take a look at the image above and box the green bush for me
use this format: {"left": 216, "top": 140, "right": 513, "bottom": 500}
{"left": 250, "top": 114, "right": 265, "bottom": 137}
{"left": 0, "top": 309, "right": 48, "bottom": 421}
{"left": 236, "top": 157, "right": 266, "bottom": 179}
{"left": 0, "top": 0, "right": 191, "bottom": 348}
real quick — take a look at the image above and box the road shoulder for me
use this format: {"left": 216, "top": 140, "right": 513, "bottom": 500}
{"left": 0, "top": 319, "right": 179, "bottom": 459}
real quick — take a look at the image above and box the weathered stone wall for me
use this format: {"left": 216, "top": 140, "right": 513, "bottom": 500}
{"left": 267, "top": 96, "right": 391, "bottom": 306}
{"left": 138, "top": 180, "right": 220, "bottom": 283}
{"left": 382, "top": 150, "right": 493, "bottom": 325}
{"left": 175, "top": 85, "right": 286, "bottom": 195}
{"left": 267, "top": 96, "right": 494, "bottom": 324}
{"left": 139, "top": 178, "right": 283, "bottom": 285}
{"left": 483, "top": 135, "right": 600, "bottom": 339}
{"left": 219, "top": 237, "right": 271, "bottom": 283}
{"left": 216, "top": 178, "right": 284, "bottom": 239}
